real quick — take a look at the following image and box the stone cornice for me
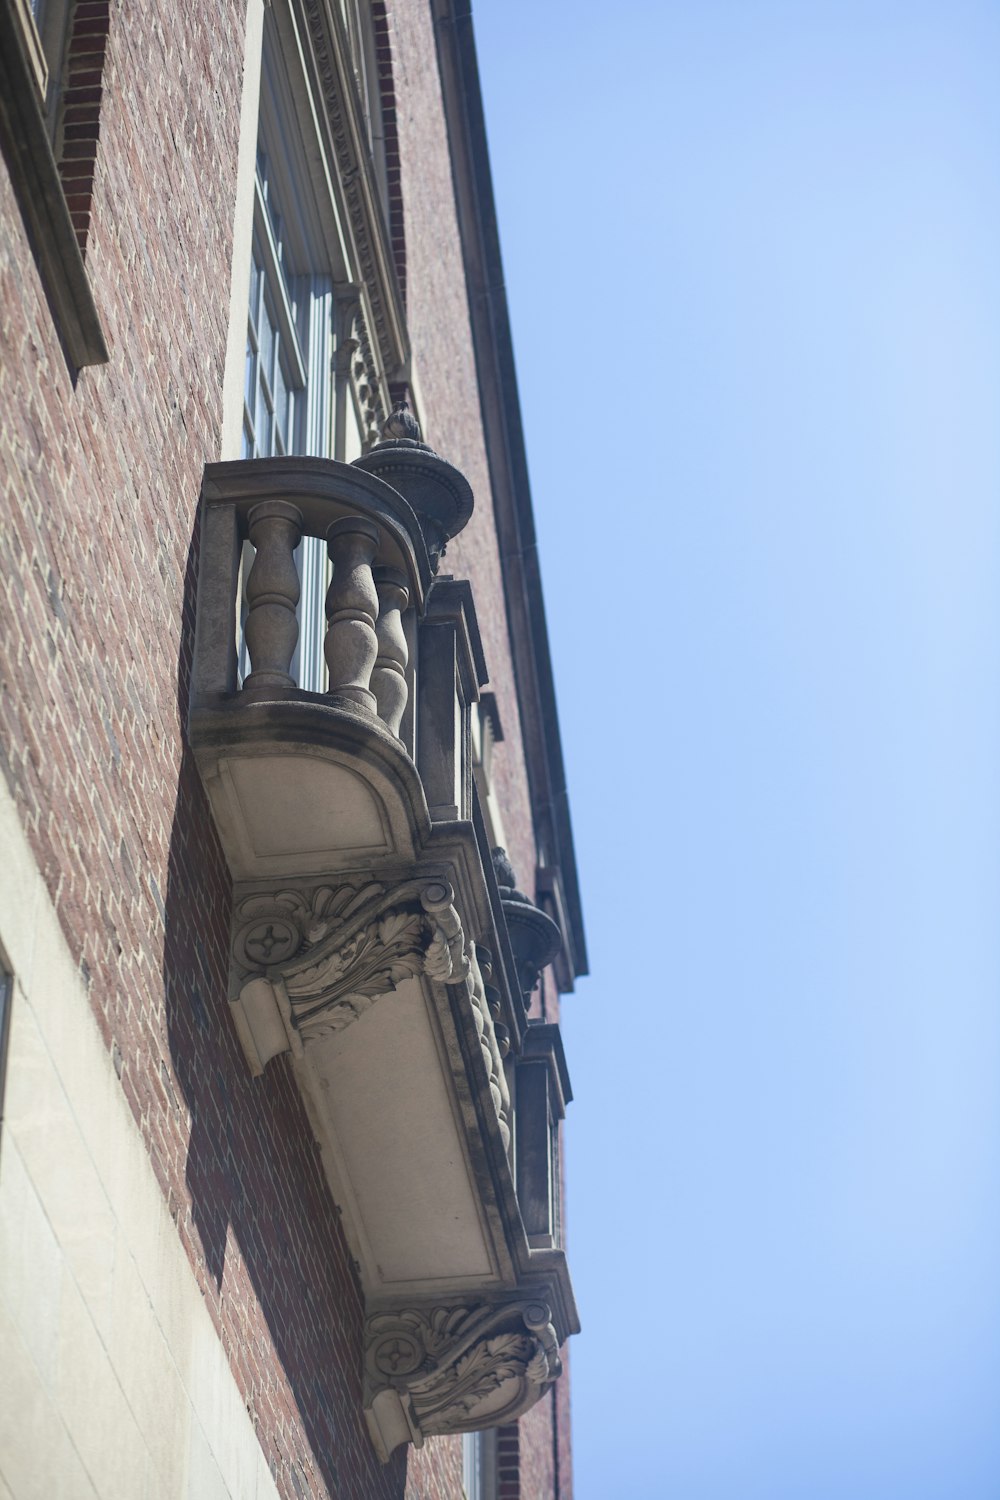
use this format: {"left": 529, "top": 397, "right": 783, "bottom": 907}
{"left": 296, "top": 0, "right": 408, "bottom": 379}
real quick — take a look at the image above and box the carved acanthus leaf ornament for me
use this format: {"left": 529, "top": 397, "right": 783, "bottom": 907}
{"left": 285, "top": 908, "right": 426, "bottom": 1040}
{"left": 232, "top": 878, "right": 476, "bottom": 1048}
{"left": 364, "top": 1300, "right": 561, "bottom": 1439}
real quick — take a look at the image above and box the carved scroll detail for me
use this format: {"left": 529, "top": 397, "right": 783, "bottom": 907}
{"left": 230, "top": 878, "right": 477, "bottom": 1068}
{"left": 364, "top": 1300, "right": 561, "bottom": 1452}
{"left": 232, "top": 881, "right": 387, "bottom": 975}
{"left": 285, "top": 908, "right": 426, "bottom": 1040}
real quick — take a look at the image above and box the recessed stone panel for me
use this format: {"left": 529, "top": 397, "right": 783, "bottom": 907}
{"left": 219, "top": 754, "right": 390, "bottom": 876}
{"left": 315, "top": 978, "right": 496, "bottom": 1287}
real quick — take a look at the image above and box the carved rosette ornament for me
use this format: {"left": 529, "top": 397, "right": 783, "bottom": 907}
{"left": 363, "top": 1300, "right": 561, "bottom": 1460}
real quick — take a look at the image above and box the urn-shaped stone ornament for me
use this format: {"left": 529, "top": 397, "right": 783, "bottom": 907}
{"left": 491, "top": 848, "right": 562, "bottom": 1009}
{"left": 353, "top": 401, "right": 474, "bottom": 570}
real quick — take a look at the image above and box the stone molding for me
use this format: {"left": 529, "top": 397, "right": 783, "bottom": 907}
{"left": 298, "top": 0, "right": 407, "bottom": 377}
{"left": 363, "top": 1298, "right": 561, "bottom": 1460}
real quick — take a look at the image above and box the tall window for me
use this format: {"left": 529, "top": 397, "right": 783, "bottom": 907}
{"left": 463, "top": 1431, "right": 497, "bottom": 1500}
{"left": 462, "top": 1433, "right": 482, "bottom": 1500}
{"left": 241, "top": 20, "right": 337, "bottom": 691}
{"left": 17, "top": 0, "right": 71, "bottom": 123}
{"left": 242, "top": 147, "right": 333, "bottom": 463}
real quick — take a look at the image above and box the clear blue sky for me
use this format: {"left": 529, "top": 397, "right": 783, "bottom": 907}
{"left": 473, "top": 3, "right": 1000, "bottom": 1496}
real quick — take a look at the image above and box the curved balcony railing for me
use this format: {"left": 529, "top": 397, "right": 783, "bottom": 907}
{"left": 193, "top": 456, "right": 433, "bottom": 719}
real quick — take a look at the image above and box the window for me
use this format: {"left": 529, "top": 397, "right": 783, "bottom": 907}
{"left": 242, "top": 146, "right": 333, "bottom": 464}
{"left": 23, "top": 0, "right": 72, "bottom": 135}
{"left": 463, "top": 1431, "right": 496, "bottom": 1500}
{"left": 233, "top": 3, "right": 402, "bottom": 686}
{"left": 11, "top": 0, "right": 71, "bottom": 112}
{"left": 463, "top": 1432, "right": 482, "bottom": 1500}
{"left": 240, "top": 19, "right": 338, "bottom": 692}
{"left": 12, "top": 0, "right": 50, "bottom": 97}
{"left": 0, "top": 0, "right": 108, "bottom": 365}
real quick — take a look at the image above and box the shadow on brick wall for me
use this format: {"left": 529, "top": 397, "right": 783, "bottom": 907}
{"left": 161, "top": 515, "right": 406, "bottom": 1500}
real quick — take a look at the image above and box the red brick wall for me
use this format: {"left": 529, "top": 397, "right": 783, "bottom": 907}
{"left": 404, "top": 1433, "right": 463, "bottom": 1498}
{"left": 0, "top": 1, "right": 403, "bottom": 1495}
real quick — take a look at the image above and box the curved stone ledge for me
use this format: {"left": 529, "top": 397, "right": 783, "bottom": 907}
{"left": 189, "top": 695, "right": 431, "bottom": 880}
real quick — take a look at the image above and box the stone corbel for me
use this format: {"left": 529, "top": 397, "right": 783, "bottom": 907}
{"left": 363, "top": 1299, "right": 562, "bottom": 1461}
{"left": 228, "top": 878, "right": 478, "bottom": 1075}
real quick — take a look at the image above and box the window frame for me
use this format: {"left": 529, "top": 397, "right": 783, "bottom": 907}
{"left": 239, "top": 9, "right": 350, "bottom": 695}
{"left": 0, "top": 0, "right": 107, "bottom": 367}
{"left": 462, "top": 1430, "right": 498, "bottom": 1500}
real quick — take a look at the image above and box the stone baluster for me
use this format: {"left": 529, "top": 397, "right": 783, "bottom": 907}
{"left": 243, "top": 500, "right": 302, "bottom": 690}
{"left": 325, "top": 516, "right": 380, "bottom": 710}
{"left": 372, "top": 567, "right": 410, "bottom": 737}
{"left": 470, "top": 944, "right": 511, "bottom": 1149}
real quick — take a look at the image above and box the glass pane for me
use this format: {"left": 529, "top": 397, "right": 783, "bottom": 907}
{"left": 241, "top": 421, "right": 254, "bottom": 460}
{"left": 273, "top": 357, "right": 289, "bottom": 452}
{"left": 260, "top": 300, "right": 276, "bottom": 390}
{"left": 256, "top": 379, "right": 272, "bottom": 456}
{"left": 249, "top": 251, "right": 262, "bottom": 327}
{"left": 462, "top": 1433, "right": 482, "bottom": 1500}
{"left": 244, "top": 330, "right": 256, "bottom": 412}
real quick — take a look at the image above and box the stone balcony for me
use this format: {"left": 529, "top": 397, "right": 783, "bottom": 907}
{"left": 187, "top": 421, "right": 577, "bottom": 1460}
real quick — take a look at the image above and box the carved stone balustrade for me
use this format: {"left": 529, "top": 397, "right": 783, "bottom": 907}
{"left": 188, "top": 451, "right": 578, "bottom": 1461}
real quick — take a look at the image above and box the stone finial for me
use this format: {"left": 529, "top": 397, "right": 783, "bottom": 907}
{"left": 355, "top": 401, "right": 473, "bottom": 571}
{"left": 382, "top": 399, "right": 422, "bottom": 443}
{"left": 490, "top": 848, "right": 562, "bottom": 1008}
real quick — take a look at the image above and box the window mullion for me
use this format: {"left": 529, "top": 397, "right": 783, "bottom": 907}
{"left": 254, "top": 179, "right": 307, "bottom": 388}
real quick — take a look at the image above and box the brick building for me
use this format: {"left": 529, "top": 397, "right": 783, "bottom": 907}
{"left": 0, "top": 1, "right": 585, "bottom": 1497}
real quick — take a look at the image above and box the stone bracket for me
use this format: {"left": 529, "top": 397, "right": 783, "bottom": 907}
{"left": 229, "top": 876, "right": 499, "bottom": 1078}
{"left": 363, "top": 1298, "right": 561, "bottom": 1462}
